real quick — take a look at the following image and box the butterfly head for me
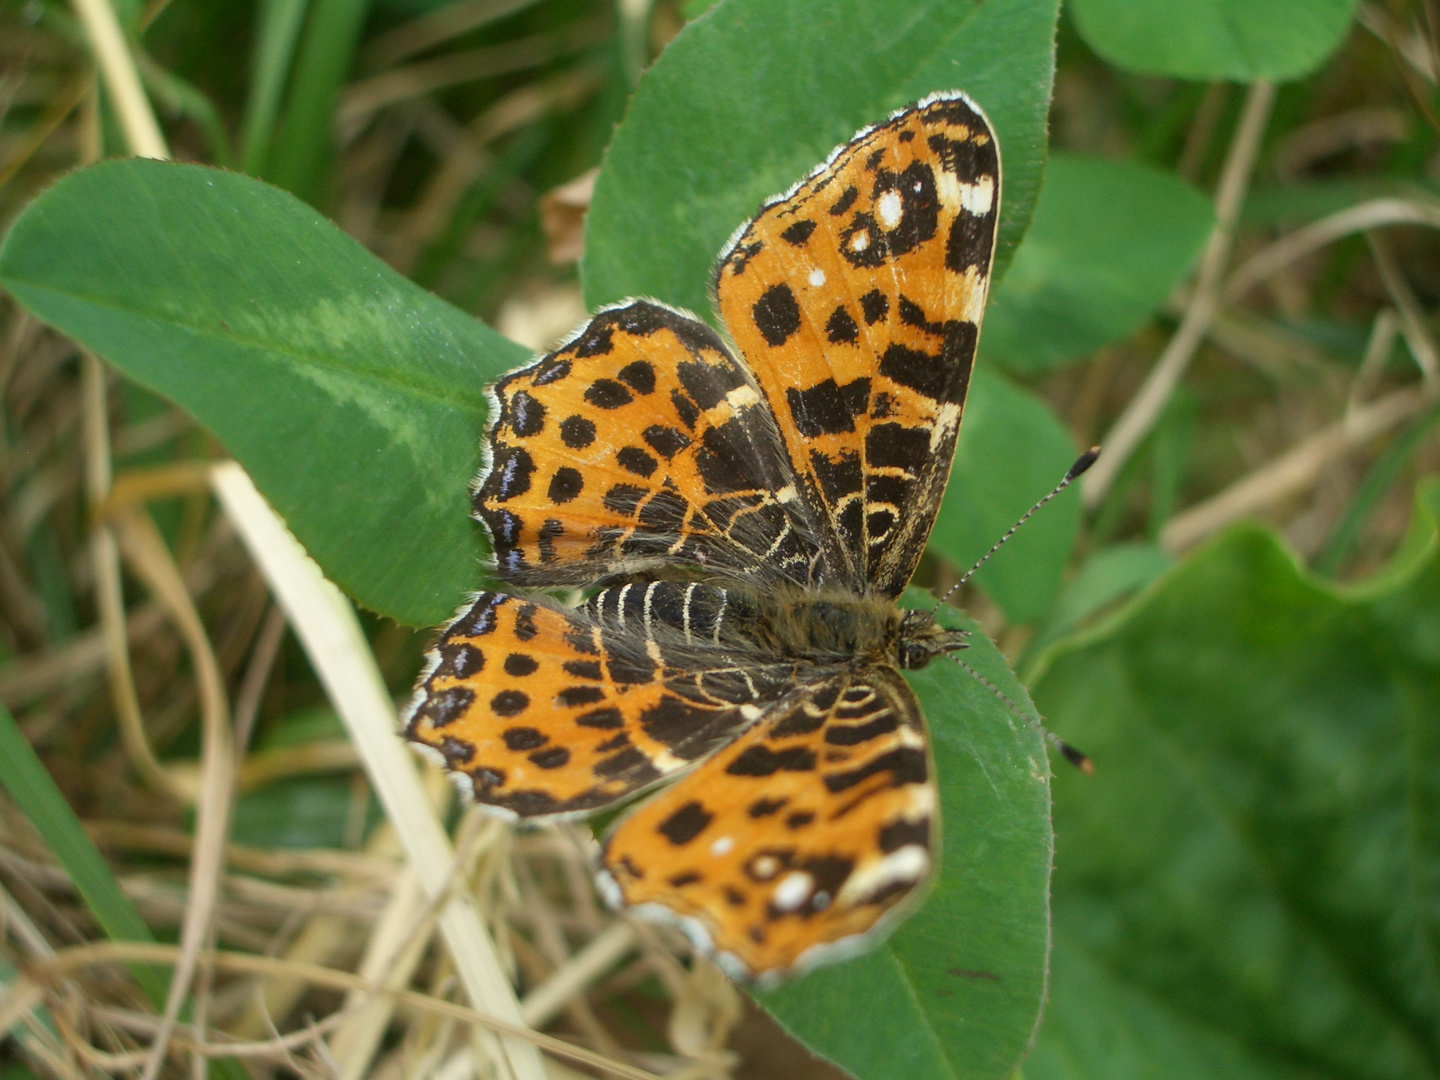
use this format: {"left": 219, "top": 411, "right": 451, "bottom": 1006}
{"left": 895, "top": 609, "right": 969, "bottom": 670}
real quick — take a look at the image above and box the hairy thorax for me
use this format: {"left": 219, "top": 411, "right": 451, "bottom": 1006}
{"left": 730, "top": 585, "right": 966, "bottom": 670}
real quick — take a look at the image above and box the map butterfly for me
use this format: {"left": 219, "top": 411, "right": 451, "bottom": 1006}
{"left": 406, "top": 91, "right": 1001, "bottom": 983}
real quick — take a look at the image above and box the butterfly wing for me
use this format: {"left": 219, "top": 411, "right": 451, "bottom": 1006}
{"left": 405, "top": 591, "right": 795, "bottom": 818}
{"left": 599, "top": 665, "right": 934, "bottom": 981}
{"left": 475, "top": 300, "right": 823, "bottom": 589}
{"left": 714, "top": 92, "right": 1000, "bottom": 597}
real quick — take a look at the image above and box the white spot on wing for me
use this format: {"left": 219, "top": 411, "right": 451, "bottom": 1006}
{"left": 877, "top": 190, "right": 903, "bottom": 228}
{"left": 726, "top": 384, "right": 760, "bottom": 409}
{"left": 838, "top": 845, "right": 929, "bottom": 905}
{"left": 930, "top": 402, "right": 962, "bottom": 450}
{"left": 809, "top": 268, "right": 826, "bottom": 287}
{"left": 710, "top": 835, "right": 735, "bottom": 857}
{"left": 773, "top": 871, "right": 814, "bottom": 912}
{"left": 961, "top": 176, "right": 995, "bottom": 214}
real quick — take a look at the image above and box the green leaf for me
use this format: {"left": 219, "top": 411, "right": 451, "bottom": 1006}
{"left": 1067, "top": 0, "right": 1359, "bottom": 83}
{"left": 582, "top": 0, "right": 1061, "bottom": 315}
{"left": 762, "top": 594, "right": 1051, "bottom": 1080}
{"left": 933, "top": 368, "right": 1082, "bottom": 624}
{"left": 0, "top": 159, "right": 529, "bottom": 628}
{"left": 1026, "top": 480, "right": 1440, "bottom": 1079}
{"left": 983, "top": 155, "right": 1214, "bottom": 375}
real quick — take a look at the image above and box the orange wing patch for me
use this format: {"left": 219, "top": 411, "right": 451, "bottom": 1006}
{"left": 715, "top": 94, "right": 1000, "bottom": 596}
{"left": 406, "top": 592, "right": 778, "bottom": 818}
{"left": 474, "top": 300, "right": 819, "bottom": 589}
{"left": 599, "top": 666, "right": 934, "bottom": 982}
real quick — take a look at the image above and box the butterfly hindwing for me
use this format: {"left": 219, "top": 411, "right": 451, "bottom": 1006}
{"left": 405, "top": 592, "right": 782, "bottom": 818}
{"left": 714, "top": 92, "right": 1000, "bottom": 597}
{"left": 599, "top": 666, "right": 935, "bottom": 980}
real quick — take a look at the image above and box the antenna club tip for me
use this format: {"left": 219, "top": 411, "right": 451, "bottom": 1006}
{"left": 1060, "top": 743, "right": 1094, "bottom": 773}
{"left": 1066, "top": 447, "right": 1102, "bottom": 481}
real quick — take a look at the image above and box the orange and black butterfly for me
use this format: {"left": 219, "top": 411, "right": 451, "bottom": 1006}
{"left": 405, "top": 92, "right": 1000, "bottom": 983}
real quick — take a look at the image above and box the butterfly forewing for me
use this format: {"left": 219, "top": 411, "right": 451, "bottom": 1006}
{"left": 715, "top": 93, "right": 1000, "bottom": 597}
{"left": 475, "top": 300, "right": 821, "bottom": 589}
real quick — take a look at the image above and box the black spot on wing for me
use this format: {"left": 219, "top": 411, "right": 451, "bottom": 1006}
{"left": 749, "top": 797, "right": 788, "bottom": 817}
{"left": 563, "top": 660, "right": 602, "bottom": 680}
{"left": 570, "top": 323, "right": 615, "bottom": 358}
{"left": 529, "top": 746, "right": 571, "bottom": 769}
{"left": 530, "top": 357, "right": 572, "bottom": 385}
{"left": 617, "top": 360, "right": 656, "bottom": 394}
{"left": 786, "top": 379, "right": 855, "bottom": 437}
{"left": 879, "top": 818, "right": 930, "bottom": 852}
{"left": 417, "top": 686, "right": 473, "bottom": 727}
{"left": 490, "top": 689, "right": 529, "bottom": 717}
{"left": 947, "top": 207, "right": 996, "bottom": 274}
{"left": 503, "top": 653, "right": 538, "bottom": 677}
{"left": 824, "top": 746, "right": 928, "bottom": 792}
{"left": 677, "top": 358, "right": 744, "bottom": 410}
{"left": 586, "top": 379, "right": 633, "bottom": 409}
{"left": 727, "top": 744, "right": 817, "bottom": 776}
{"left": 513, "top": 605, "right": 538, "bottom": 641}
{"left": 452, "top": 595, "right": 503, "bottom": 637}
{"left": 826, "top": 306, "right": 859, "bottom": 344}
{"left": 502, "top": 727, "right": 546, "bottom": 750}
{"left": 860, "top": 290, "right": 889, "bottom": 324}
{"left": 558, "top": 685, "right": 605, "bottom": 706}
{"left": 865, "top": 423, "right": 929, "bottom": 469}
{"left": 878, "top": 342, "right": 952, "bottom": 402}
{"left": 508, "top": 391, "right": 545, "bottom": 436}
{"left": 488, "top": 447, "right": 534, "bottom": 500}
{"left": 435, "top": 643, "right": 484, "bottom": 679}
{"left": 927, "top": 130, "right": 997, "bottom": 182}
{"left": 548, "top": 467, "right": 583, "bottom": 504}
{"left": 659, "top": 801, "right": 712, "bottom": 845}
{"left": 577, "top": 707, "right": 624, "bottom": 729}
{"left": 781, "top": 219, "right": 817, "bottom": 245}
{"left": 602, "top": 484, "right": 647, "bottom": 517}
{"left": 830, "top": 186, "right": 858, "bottom": 215}
{"left": 616, "top": 446, "right": 658, "bottom": 478}
{"left": 643, "top": 424, "right": 691, "bottom": 458}
{"left": 752, "top": 284, "right": 802, "bottom": 347}
{"left": 560, "top": 415, "right": 596, "bottom": 449}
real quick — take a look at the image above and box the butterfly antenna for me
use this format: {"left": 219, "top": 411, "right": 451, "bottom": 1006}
{"left": 945, "top": 653, "right": 1093, "bottom": 773}
{"left": 928, "top": 446, "right": 1100, "bottom": 617}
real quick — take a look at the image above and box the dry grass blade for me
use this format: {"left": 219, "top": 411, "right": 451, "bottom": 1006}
{"left": 106, "top": 507, "right": 236, "bottom": 1079}
{"left": 68, "top": 0, "right": 167, "bottom": 158}
{"left": 1083, "top": 80, "right": 1277, "bottom": 506}
{"left": 34, "top": 941, "right": 665, "bottom": 1080}
{"left": 1159, "top": 381, "right": 1440, "bottom": 553}
{"left": 209, "top": 461, "right": 547, "bottom": 1080}
{"left": 1223, "top": 197, "right": 1440, "bottom": 303}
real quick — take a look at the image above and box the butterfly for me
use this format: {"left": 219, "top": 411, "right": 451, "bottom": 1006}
{"left": 405, "top": 91, "right": 1000, "bottom": 984}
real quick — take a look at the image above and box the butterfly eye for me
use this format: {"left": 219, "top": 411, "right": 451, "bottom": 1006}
{"left": 899, "top": 640, "right": 933, "bottom": 670}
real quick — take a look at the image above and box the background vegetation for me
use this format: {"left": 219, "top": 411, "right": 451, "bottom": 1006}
{"left": 0, "top": 0, "right": 1436, "bottom": 1078}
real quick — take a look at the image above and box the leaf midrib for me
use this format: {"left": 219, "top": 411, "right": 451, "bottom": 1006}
{"left": 0, "top": 277, "right": 496, "bottom": 415}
